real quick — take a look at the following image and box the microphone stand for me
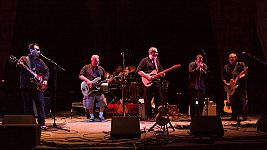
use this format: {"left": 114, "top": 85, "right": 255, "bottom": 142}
{"left": 202, "top": 50, "right": 209, "bottom": 116}
{"left": 40, "top": 54, "right": 69, "bottom": 132}
{"left": 243, "top": 52, "right": 267, "bottom": 66}
{"left": 121, "top": 52, "right": 126, "bottom": 116}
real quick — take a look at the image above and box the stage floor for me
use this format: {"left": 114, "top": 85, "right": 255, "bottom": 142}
{"left": 33, "top": 113, "right": 267, "bottom": 149}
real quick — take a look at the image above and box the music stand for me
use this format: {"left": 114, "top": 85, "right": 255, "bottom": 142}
{"left": 40, "top": 54, "right": 69, "bottom": 132}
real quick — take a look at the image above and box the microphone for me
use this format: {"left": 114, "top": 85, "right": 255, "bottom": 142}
{"left": 202, "top": 49, "right": 206, "bottom": 55}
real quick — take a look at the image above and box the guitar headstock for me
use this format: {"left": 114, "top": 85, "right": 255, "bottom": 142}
{"left": 172, "top": 64, "right": 181, "bottom": 69}
{"left": 9, "top": 55, "right": 18, "bottom": 63}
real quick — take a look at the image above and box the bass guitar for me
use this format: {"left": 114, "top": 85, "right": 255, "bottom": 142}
{"left": 81, "top": 75, "right": 121, "bottom": 96}
{"left": 224, "top": 67, "right": 248, "bottom": 95}
{"left": 81, "top": 77, "right": 101, "bottom": 96}
{"left": 9, "top": 55, "right": 47, "bottom": 92}
{"left": 142, "top": 64, "right": 181, "bottom": 87}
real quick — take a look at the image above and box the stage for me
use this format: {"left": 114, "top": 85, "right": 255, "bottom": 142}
{"left": 30, "top": 113, "right": 267, "bottom": 149}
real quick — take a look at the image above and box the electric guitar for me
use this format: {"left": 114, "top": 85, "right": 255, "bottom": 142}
{"left": 81, "top": 74, "right": 121, "bottom": 96}
{"left": 81, "top": 77, "right": 101, "bottom": 96}
{"left": 224, "top": 67, "right": 248, "bottom": 96}
{"left": 9, "top": 55, "right": 47, "bottom": 92}
{"left": 223, "top": 93, "right": 232, "bottom": 114}
{"left": 141, "top": 64, "right": 181, "bottom": 87}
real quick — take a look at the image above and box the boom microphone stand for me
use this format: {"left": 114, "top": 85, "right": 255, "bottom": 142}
{"left": 40, "top": 53, "right": 69, "bottom": 131}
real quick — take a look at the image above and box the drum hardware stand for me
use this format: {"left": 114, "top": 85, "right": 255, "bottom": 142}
{"left": 177, "top": 92, "right": 182, "bottom": 114}
{"left": 148, "top": 80, "right": 175, "bottom": 134}
{"left": 121, "top": 52, "right": 127, "bottom": 116}
{"left": 40, "top": 54, "right": 69, "bottom": 132}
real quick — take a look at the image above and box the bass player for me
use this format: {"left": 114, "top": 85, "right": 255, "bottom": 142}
{"left": 79, "top": 54, "right": 109, "bottom": 122}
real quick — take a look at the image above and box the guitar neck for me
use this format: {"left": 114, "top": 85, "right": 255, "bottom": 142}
{"left": 153, "top": 67, "right": 175, "bottom": 78}
{"left": 234, "top": 67, "right": 248, "bottom": 82}
{"left": 21, "top": 63, "right": 37, "bottom": 78}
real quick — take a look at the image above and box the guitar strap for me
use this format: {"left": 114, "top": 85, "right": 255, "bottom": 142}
{"left": 25, "top": 56, "right": 32, "bottom": 70}
{"left": 231, "top": 62, "right": 239, "bottom": 78}
{"left": 154, "top": 58, "right": 159, "bottom": 73}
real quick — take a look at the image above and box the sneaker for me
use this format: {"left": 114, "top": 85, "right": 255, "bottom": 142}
{"left": 99, "top": 117, "right": 107, "bottom": 122}
{"left": 41, "top": 125, "right": 47, "bottom": 130}
{"left": 88, "top": 118, "right": 94, "bottom": 122}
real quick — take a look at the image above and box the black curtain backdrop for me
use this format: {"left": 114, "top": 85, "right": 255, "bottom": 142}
{"left": 0, "top": 0, "right": 266, "bottom": 116}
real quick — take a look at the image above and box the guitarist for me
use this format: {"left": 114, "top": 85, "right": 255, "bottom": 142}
{"left": 188, "top": 54, "right": 208, "bottom": 118}
{"left": 79, "top": 55, "right": 108, "bottom": 122}
{"left": 222, "top": 53, "right": 248, "bottom": 121}
{"left": 16, "top": 43, "right": 50, "bottom": 130}
{"left": 136, "top": 47, "right": 165, "bottom": 121}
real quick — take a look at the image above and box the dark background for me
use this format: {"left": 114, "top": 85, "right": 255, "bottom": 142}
{"left": 1, "top": 0, "right": 267, "bottom": 116}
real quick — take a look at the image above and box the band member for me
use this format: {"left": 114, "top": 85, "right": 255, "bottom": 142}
{"left": 16, "top": 43, "right": 49, "bottom": 130}
{"left": 112, "top": 65, "right": 123, "bottom": 77}
{"left": 223, "top": 53, "right": 248, "bottom": 121}
{"left": 79, "top": 55, "right": 108, "bottom": 122}
{"left": 136, "top": 47, "right": 164, "bottom": 121}
{"left": 188, "top": 54, "right": 207, "bottom": 118}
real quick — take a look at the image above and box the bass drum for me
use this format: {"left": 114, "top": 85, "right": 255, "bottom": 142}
{"left": 125, "top": 81, "right": 142, "bottom": 103}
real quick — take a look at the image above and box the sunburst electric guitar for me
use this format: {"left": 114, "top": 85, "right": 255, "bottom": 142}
{"left": 9, "top": 55, "right": 47, "bottom": 92}
{"left": 142, "top": 64, "right": 181, "bottom": 87}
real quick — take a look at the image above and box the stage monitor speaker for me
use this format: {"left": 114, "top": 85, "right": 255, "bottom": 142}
{"left": 0, "top": 115, "right": 41, "bottom": 148}
{"left": 2, "top": 115, "right": 37, "bottom": 124}
{"left": 190, "top": 116, "right": 224, "bottom": 137}
{"left": 111, "top": 116, "right": 140, "bottom": 139}
{"left": 256, "top": 115, "right": 267, "bottom": 132}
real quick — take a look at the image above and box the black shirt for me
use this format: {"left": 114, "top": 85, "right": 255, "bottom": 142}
{"left": 17, "top": 55, "right": 49, "bottom": 89}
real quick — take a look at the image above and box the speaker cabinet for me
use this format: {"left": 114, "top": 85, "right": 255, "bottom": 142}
{"left": 190, "top": 116, "right": 224, "bottom": 137}
{"left": 0, "top": 115, "right": 41, "bottom": 148}
{"left": 111, "top": 116, "right": 140, "bottom": 139}
{"left": 138, "top": 103, "right": 146, "bottom": 120}
{"left": 256, "top": 115, "right": 267, "bottom": 132}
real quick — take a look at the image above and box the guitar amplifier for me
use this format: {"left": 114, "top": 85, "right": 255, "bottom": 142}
{"left": 202, "top": 102, "right": 216, "bottom": 116}
{"left": 138, "top": 103, "right": 146, "bottom": 120}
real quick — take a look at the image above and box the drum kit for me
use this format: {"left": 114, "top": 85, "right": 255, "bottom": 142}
{"left": 105, "top": 65, "right": 142, "bottom": 104}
